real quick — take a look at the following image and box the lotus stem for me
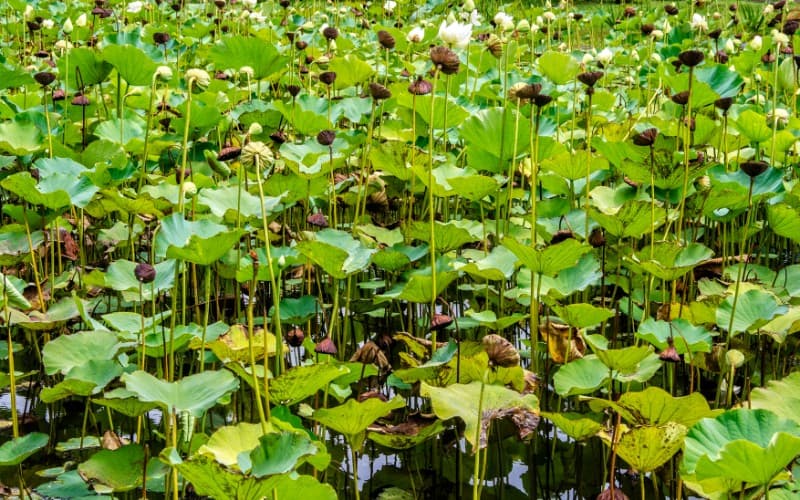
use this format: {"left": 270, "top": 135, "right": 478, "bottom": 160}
{"left": 676, "top": 66, "right": 693, "bottom": 244}
{"left": 428, "top": 68, "right": 439, "bottom": 353}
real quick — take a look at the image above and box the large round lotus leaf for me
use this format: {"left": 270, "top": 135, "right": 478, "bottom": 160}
{"left": 0, "top": 432, "right": 48, "bottom": 466}
{"left": 248, "top": 432, "right": 318, "bottom": 477}
{"left": 601, "top": 422, "right": 687, "bottom": 473}
{"left": 420, "top": 381, "right": 539, "bottom": 453}
{"left": 42, "top": 330, "right": 121, "bottom": 376}
{"left": 716, "top": 288, "right": 787, "bottom": 336}
{"left": 269, "top": 363, "right": 349, "bottom": 406}
{"left": 198, "top": 422, "right": 275, "bottom": 467}
{"left": 312, "top": 395, "right": 406, "bottom": 451}
{"left": 77, "top": 445, "right": 144, "bottom": 492}
{"left": 121, "top": 369, "right": 239, "bottom": 417}
{"left": 682, "top": 409, "right": 800, "bottom": 487}
{"left": 751, "top": 372, "right": 800, "bottom": 426}
{"left": 553, "top": 355, "right": 609, "bottom": 397}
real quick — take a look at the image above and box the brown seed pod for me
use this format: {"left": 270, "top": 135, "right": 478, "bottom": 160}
{"left": 369, "top": 82, "right": 392, "bottom": 100}
{"left": 664, "top": 5, "right": 679, "bottom": 15}
{"left": 714, "top": 97, "right": 734, "bottom": 112}
{"left": 153, "top": 32, "right": 171, "bottom": 45}
{"left": 430, "top": 46, "right": 460, "bottom": 75}
{"left": 322, "top": 26, "right": 339, "bottom": 40}
{"left": 532, "top": 93, "right": 553, "bottom": 107}
{"left": 550, "top": 229, "right": 575, "bottom": 244}
{"left": 217, "top": 146, "right": 241, "bottom": 161}
{"left": 678, "top": 50, "right": 705, "bottom": 67}
{"left": 71, "top": 94, "right": 90, "bottom": 106}
{"left": 516, "top": 83, "right": 542, "bottom": 100}
{"left": 659, "top": 338, "right": 681, "bottom": 363}
{"left": 286, "top": 327, "right": 305, "bottom": 347}
{"left": 482, "top": 334, "right": 521, "bottom": 368}
{"left": 307, "top": 212, "right": 329, "bottom": 228}
{"left": 577, "top": 71, "right": 603, "bottom": 87}
{"left": 429, "top": 313, "right": 453, "bottom": 332}
{"left": 485, "top": 34, "right": 503, "bottom": 58}
{"left": 319, "top": 71, "right": 337, "bottom": 85}
{"left": 408, "top": 76, "right": 433, "bottom": 95}
{"left": 739, "top": 160, "right": 769, "bottom": 178}
{"left": 316, "top": 129, "right": 336, "bottom": 146}
{"left": 588, "top": 227, "right": 606, "bottom": 248}
{"left": 295, "top": 40, "right": 308, "bottom": 50}
{"left": 350, "top": 341, "right": 390, "bottom": 370}
{"left": 34, "top": 72, "right": 56, "bottom": 86}
{"left": 377, "top": 30, "right": 395, "bottom": 49}
{"left": 52, "top": 89, "right": 66, "bottom": 101}
{"left": 135, "top": 263, "right": 156, "bottom": 283}
{"left": 671, "top": 90, "right": 690, "bottom": 106}
{"left": 632, "top": 127, "right": 658, "bottom": 147}
{"left": 314, "top": 336, "right": 337, "bottom": 355}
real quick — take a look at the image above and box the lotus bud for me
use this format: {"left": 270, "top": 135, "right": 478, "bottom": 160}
{"left": 750, "top": 35, "right": 763, "bottom": 51}
{"left": 248, "top": 123, "right": 263, "bottom": 136}
{"left": 63, "top": 18, "right": 74, "bottom": 34}
{"left": 651, "top": 29, "right": 664, "bottom": 39}
{"left": 582, "top": 53, "right": 594, "bottom": 65}
{"left": 516, "top": 19, "right": 530, "bottom": 33}
{"left": 75, "top": 13, "right": 87, "bottom": 27}
{"left": 407, "top": 26, "right": 425, "bottom": 43}
{"left": 772, "top": 29, "right": 790, "bottom": 46}
{"left": 464, "top": 0, "right": 475, "bottom": 10}
{"left": 726, "top": 349, "right": 745, "bottom": 368}
{"left": 597, "top": 48, "right": 613, "bottom": 66}
{"left": 155, "top": 65, "right": 173, "bottom": 82}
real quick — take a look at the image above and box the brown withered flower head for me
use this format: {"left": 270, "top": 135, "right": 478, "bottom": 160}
{"left": 286, "top": 327, "right": 305, "bottom": 348}
{"left": 659, "top": 337, "right": 681, "bottom": 363}
{"left": 783, "top": 20, "right": 800, "bottom": 36}
{"left": 671, "top": 90, "right": 690, "bottom": 106}
{"left": 71, "top": 94, "right": 90, "bottom": 106}
{"left": 664, "top": 5, "right": 679, "bottom": 15}
{"left": 739, "top": 160, "right": 769, "bottom": 178}
{"left": 377, "top": 30, "right": 395, "bottom": 49}
{"left": 408, "top": 76, "right": 433, "bottom": 95}
{"left": 153, "top": 32, "right": 171, "bottom": 45}
{"left": 588, "top": 227, "right": 606, "bottom": 248}
{"left": 430, "top": 46, "right": 460, "bottom": 75}
{"left": 319, "top": 71, "right": 337, "bottom": 86}
{"left": 317, "top": 129, "right": 336, "bottom": 146}
{"left": 678, "top": 50, "right": 705, "bottom": 67}
{"left": 314, "top": 336, "right": 337, "bottom": 355}
{"left": 135, "top": 263, "right": 156, "bottom": 283}
{"left": 322, "top": 26, "right": 339, "bottom": 40}
{"left": 577, "top": 71, "right": 603, "bottom": 87}
{"left": 532, "top": 93, "right": 553, "bottom": 107}
{"left": 34, "top": 72, "right": 56, "bottom": 87}
{"left": 307, "top": 212, "right": 329, "bottom": 228}
{"left": 482, "top": 334, "right": 521, "bottom": 368}
{"left": 217, "top": 145, "right": 241, "bottom": 161}
{"left": 632, "top": 127, "right": 658, "bottom": 147}
{"left": 429, "top": 312, "right": 453, "bottom": 332}
{"left": 714, "top": 97, "right": 734, "bottom": 112}
{"left": 369, "top": 82, "right": 392, "bottom": 100}
{"left": 708, "top": 28, "right": 723, "bottom": 40}
{"left": 485, "top": 34, "right": 503, "bottom": 58}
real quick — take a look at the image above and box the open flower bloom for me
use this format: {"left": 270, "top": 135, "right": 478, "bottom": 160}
{"left": 597, "top": 48, "right": 613, "bottom": 65}
{"left": 750, "top": 35, "right": 763, "bottom": 51}
{"left": 407, "top": 26, "right": 424, "bottom": 43}
{"left": 438, "top": 20, "right": 472, "bottom": 49}
{"left": 493, "top": 12, "right": 514, "bottom": 32}
{"left": 383, "top": 0, "right": 397, "bottom": 13}
{"left": 690, "top": 13, "right": 708, "bottom": 31}
{"left": 127, "top": 1, "right": 143, "bottom": 14}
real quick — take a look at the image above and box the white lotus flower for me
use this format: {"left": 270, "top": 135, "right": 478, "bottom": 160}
{"left": 469, "top": 9, "right": 481, "bottom": 26}
{"left": 773, "top": 29, "right": 790, "bottom": 46}
{"left": 127, "top": 1, "right": 143, "bottom": 14}
{"left": 383, "top": 0, "right": 397, "bottom": 13}
{"left": 651, "top": 53, "right": 662, "bottom": 63}
{"left": 750, "top": 35, "right": 763, "bottom": 51}
{"left": 185, "top": 68, "right": 211, "bottom": 88}
{"left": 242, "top": 0, "right": 257, "bottom": 8}
{"left": 63, "top": 18, "right": 73, "bottom": 34}
{"left": 651, "top": 29, "right": 664, "bottom": 39}
{"left": 764, "top": 4, "right": 775, "bottom": 16}
{"left": 770, "top": 107, "right": 790, "bottom": 124}
{"left": 438, "top": 20, "right": 472, "bottom": 49}
{"left": 75, "top": 13, "right": 87, "bottom": 27}
{"left": 542, "top": 12, "right": 556, "bottom": 22}
{"left": 582, "top": 53, "right": 594, "bottom": 64}
{"left": 249, "top": 11, "right": 266, "bottom": 23}
{"left": 597, "top": 48, "right": 613, "bottom": 65}
{"left": 42, "top": 19, "right": 54, "bottom": 30}
{"left": 690, "top": 13, "right": 708, "bottom": 32}
{"left": 725, "top": 38, "right": 736, "bottom": 53}
{"left": 407, "top": 26, "right": 425, "bottom": 43}
{"left": 54, "top": 40, "right": 73, "bottom": 51}
{"left": 493, "top": 12, "right": 514, "bottom": 32}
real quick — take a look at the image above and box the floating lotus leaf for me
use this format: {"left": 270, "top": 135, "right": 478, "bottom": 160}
{"left": 420, "top": 381, "right": 539, "bottom": 453}
{"left": 77, "top": 445, "right": 145, "bottom": 492}
{"left": 0, "top": 432, "right": 48, "bottom": 466}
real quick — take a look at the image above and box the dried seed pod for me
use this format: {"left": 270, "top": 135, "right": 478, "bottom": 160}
{"left": 52, "top": 89, "right": 66, "bottom": 101}
{"left": 287, "top": 84, "right": 301, "bottom": 97}
{"left": 641, "top": 24, "right": 655, "bottom": 35}
{"left": 429, "top": 313, "right": 453, "bottom": 332}
{"left": 588, "top": 227, "right": 606, "bottom": 248}
{"left": 408, "top": 76, "right": 433, "bottom": 95}
{"left": 286, "top": 327, "right": 305, "bottom": 347}
{"left": 71, "top": 94, "right": 90, "bottom": 106}
{"left": 350, "top": 341, "right": 390, "bottom": 370}
{"left": 532, "top": 93, "right": 553, "bottom": 107}
{"left": 430, "top": 46, "right": 460, "bottom": 75}
{"left": 217, "top": 146, "right": 241, "bottom": 161}
{"left": 715, "top": 50, "right": 729, "bottom": 64}
{"left": 597, "top": 487, "right": 630, "bottom": 500}
{"left": 153, "top": 32, "right": 171, "bottom": 45}
{"left": 135, "top": 263, "right": 156, "bottom": 283}
{"left": 369, "top": 82, "right": 392, "bottom": 100}
{"left": 664, "top": 5, "right": 679, "bottom": 15}
{"left": 739, "top": 160, "right": 769, "bottom": 177}
{"left": 714, "top": 97, "right": 733, "bottom": 112}
{"left": 295, "top": 40, "right": 308, "bottom": 50}
{"left": 377, "top": 30, "right": 395, "bottom": 49}
{"left": 708, "top": 28, "right": 722, "bottom": 40}
{"left": 319, "top": 71, "right": 337, "bottom": 85}
{"left": 678, "top": 50, "right": 705, "bottom": 67}
{"left": 485, "top": 33, "right": 503, "bottom": 58}
{"left": 314, "top": 336, "right": 337, "bottom": 355}
{"left": 550, "top": 230, "right": 575, "bottom": 244}
{"left": 482, "top": 334, "right": 521, "bottom": 368}
{"left": 632, "top": 127, "right": 658, "bottom": 147}
{"left": 316, "top": 129, "right": 336, "bottom": 146}
{"left": 671, "top": 90, "right": 690, "bottom": 106}
{"left": 307, "top": 212, "right": 329, "bottom": 228}
{"left": 34, "top": 71, "right": 56, "bottom": 86}
{"left": 659, "top": 337, "right": 681, "bottom": 363}
{"left": 322, "top": 26, "right": 339, "bottom": 40}
{"left": 577, "top": 71, "right": 603, "bottom": 87}
{"left": 516, "top": 83, "right": 542, "bottom": 100}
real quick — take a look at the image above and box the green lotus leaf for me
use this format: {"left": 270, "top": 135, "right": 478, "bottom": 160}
{"left": 198, "top": 422, "right": 273, "bottom": 468}
{"left": 541, "top": 411, "right": 603, "bottom": 441}
{"left": 104, "top": 259, "right": 177, "bottom": 301}
{"left": 503, "top": 237, "right": 592, "bottom": 277}
{"left": 447, "top": 174, "right": 500, "bottom": 201}
{"left": 328, "top": 53, "right": 375, "bottom": 89}
{"left": 206, "top": 324, "right": 276, "bottom": 363}
{"left": 768, "top": 203, "right": 800, "bottom": 245}
{"left": 716, "top": 288, "right": 787, "bottom": 336}
{"left": 312, "top": 395, "right": 406, "bottom": 451}
{"left": 461, "top": 108, "right": 530, "bottom": 173}
{"left": 209, "top": 36, "right": 288, "bottom": 80}
{"left": 421, "top": 381, "right": 538, "bottom": 453}
{"left": 455, "top": 245, "right": 518, "bottom": 281}
{"left": 0, "top": 273, "right": 30, "bottom": 310}
{"left": 197, "top": 185, "right": 284, "bottom": 221}
{"left": 93, "top": 110, "right": 147, "bottom": 147}
{"left": 537, "top": 50, "right": 580, "bottom": 84}
{"left": 636, "top": 318, "right": 714, "bottom": 354}
{"left": 464, "top": 310, "right": 527, "bottom": 331}
{"left": 589, "top": 387, "right": 719, "bottom": 428}
{"left": 0, "top": 115, "right": 41, "bottom": 155}
{"left": 682, "top": 409, "right": 800, "bottom": 487}
{"left": 751, "top": 372, "right": 800, "bottom": 426}
{"left": 407, "top": 220, "right": 478, "bottom": 253}
{"left": 0, "top": 432, "right": 48, "bottom": 466}
{"left": 155, "top": 213, "right": 246, "bottom": 265}
{"left": 551, "top": 303, "right": 613, "bottom": 329}
{"left": 553, "top": 355, "right": 608, "bottom": 397}
{"left": 296, "top": 229, "right": 376, "bottom": 279}
{"left": 270, "top": 295, "right": 319, "bottom": 324}
{"left": 0, "top": 64, "right": 34, "bottom": 90}
{"left": 35, "top": 470, "right": 95, "bottom": 498}
{"left": 42, "top": 330, "right": 121, "bottom": 376}
{"left": 542, "top": 150, "right": 609, "bottom": 181}
{"left": 631, "top": 242, "right": 714, "bottom": 281}
{"left": 102, "top": 44, "right": 157, "bottom": 86}
{"left": 57, "top": 47, "right": 113, "bottom": 89}
{"left": 374, "top": 264, "right": 459, "bottom": 304}
{"left": 93, "top": 392, "right": 159, "bottom": 418}
{"left": 78, "top": 445, "right": 145, "bottom": 493}
{"left": 41, "top": 359, "right": 123, "bottom": 402}
{"left": 367, "top": 416, "right": 447, "bottom": 450}
{"left": 248, "top": 432, "right": 318, "bottom": 477}
{"left": 735, "top": 109, "right": 773, "bottom": 143}
{"left": 122, "top": 369, "right": 239, "bottom": 417}
{"left": 270, "top": 363, "right": 349, "bottom": 406}
{"left": 603, "top": 422, "right": 687, "bottom": 473}
{"left": 394, "top": 340, "right": 459, "bottom": 384}
{"left": 590, "top": 201, "right": 668, "bottom": 239}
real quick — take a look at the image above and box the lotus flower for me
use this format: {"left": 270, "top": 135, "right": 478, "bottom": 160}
{"left": 438, "top": 20, "right": 472, "bottom": 49}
